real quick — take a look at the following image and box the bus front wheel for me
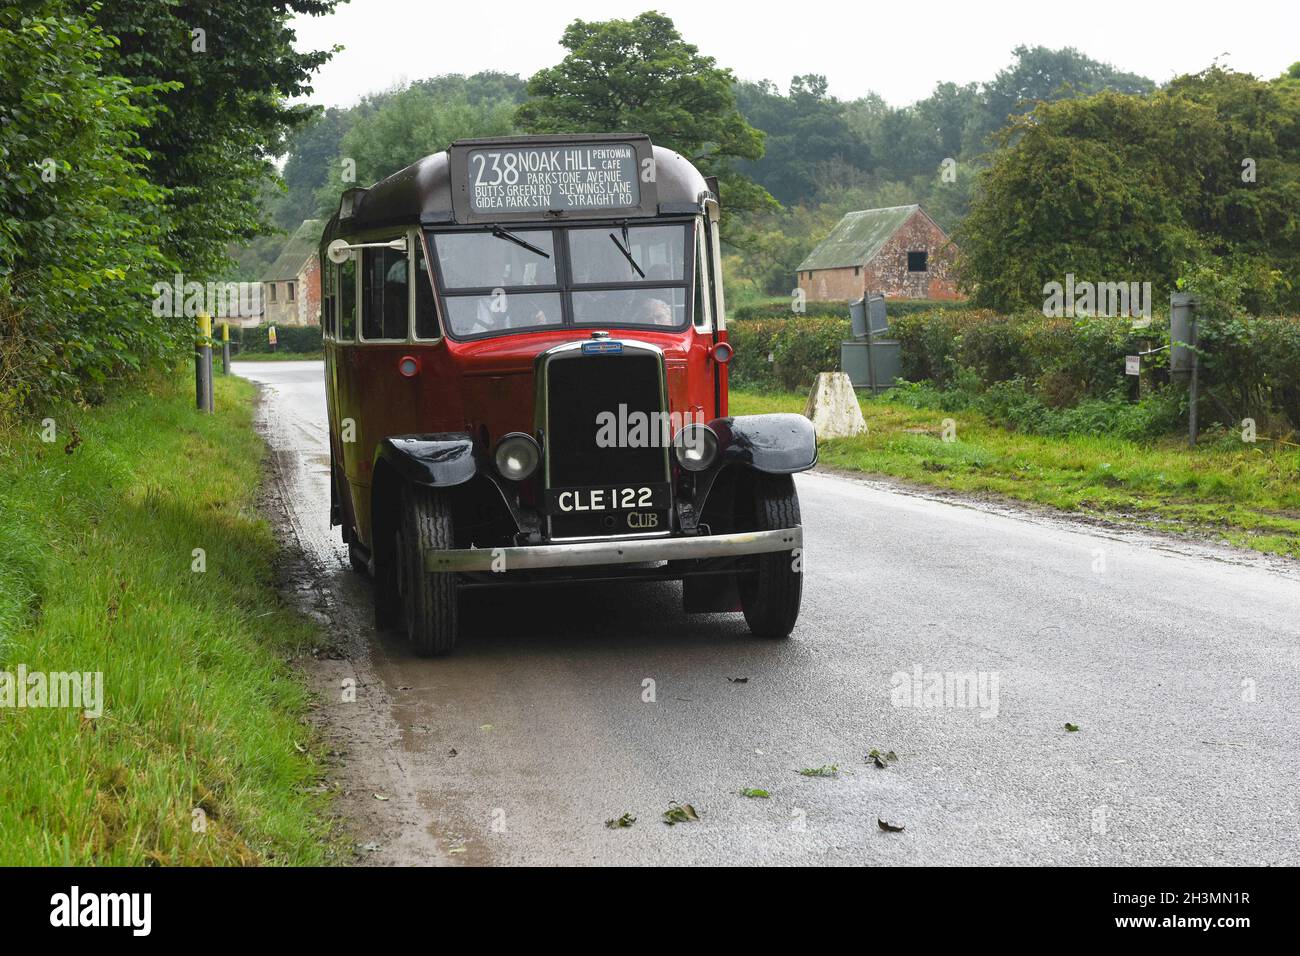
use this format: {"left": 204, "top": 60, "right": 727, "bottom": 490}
{"left": 738, "top": 473, "right": 803, "bottom": 639}
{"left": 395, "top": 485, "right": 458, "bottom": 656}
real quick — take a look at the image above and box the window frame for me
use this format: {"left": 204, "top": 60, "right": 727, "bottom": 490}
{"left": 426, "top": 219, "right": 697, "bottom": 343}
{"left": 907, "top": 250, "right": 929, "bottom": 273}
{"left": 321, "top": 254, "right": 336, "bottom": 341}
{"left": 358, "top": 233, "right": 413, "bottom": 344}
{"left": 326, "top": 229, "right": 441, "bottom": 346}
{"left": 428, "top": 225, "right": 566, "bottom": 342}
{"left": 336, "top": 253, "right": 358, "bottom": 343}
{"left": 411, "top": 229, "right": 444, "bottom": 343}
{"left": 692, "top": 221, "right": 713, "bottom": 332}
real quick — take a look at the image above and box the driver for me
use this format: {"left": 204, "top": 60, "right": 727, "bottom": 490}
{"left": 634, "top": 264, "right": 676, "bottom": 326}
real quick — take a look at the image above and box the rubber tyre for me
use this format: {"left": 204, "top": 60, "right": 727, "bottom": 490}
{"left": 372, "top": 536, "right": 400, "bottom": 631}
{"left": 738, "top": 473, "right": 803, "bottom": 639}
{"left": 395, "top": 485, "right": 458, "bottom": 656}
{"left": 348, "top": 541, "right": 369, "bottom": 575}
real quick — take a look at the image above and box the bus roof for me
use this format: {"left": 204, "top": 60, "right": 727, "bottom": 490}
{"left": 327, "top": 135, "right": 712, "bottom": 237}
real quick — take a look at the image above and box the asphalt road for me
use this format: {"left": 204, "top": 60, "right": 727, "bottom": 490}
{"left": 236, "top": 360, "right": 1300, "bottom": 866}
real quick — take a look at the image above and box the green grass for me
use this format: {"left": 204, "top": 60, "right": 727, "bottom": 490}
{"left": 230, "top": 351, "right": 323, "bottom": 362}
{"left": 731, "top": 389, "right": 1300, "bottom": 559}
{"left": 0, "top": 372, "right": 337, "bottom": 864}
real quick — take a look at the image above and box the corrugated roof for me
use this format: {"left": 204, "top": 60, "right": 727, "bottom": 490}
{"left": 261, "top": 219, "right": 323, "bottom": 281}
{"left": 797, "top": 205, "right": 920, "bottom": 271}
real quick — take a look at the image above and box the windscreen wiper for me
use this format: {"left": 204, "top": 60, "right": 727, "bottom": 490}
{"left": 608, "top": 225, "right": 645, "bottom": 279}
{"left": 490, "top": 225, "right": 550, "bottom": 259}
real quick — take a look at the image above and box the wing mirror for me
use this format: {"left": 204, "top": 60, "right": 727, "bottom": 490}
{"left": 327, "top": 237, "right": 406, "bottom": 265}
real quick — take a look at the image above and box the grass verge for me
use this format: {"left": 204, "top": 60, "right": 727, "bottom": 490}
{"left": 731, "top": 389, "right": 1300, "bottom": 559}
{"left": 0, "top": 371, "right": 336, "bottom": 864}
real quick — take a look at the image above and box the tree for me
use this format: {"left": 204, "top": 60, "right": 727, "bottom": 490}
{"left": 955, "top": 72, "right": 1300, "bottom": 314}
{"left": 0, "top": 2, "right": 169, "bottom": 409}
{"left": 972, "top": 45, "right": 1155, "bottom": 152}
{"left": 516, "top": 11, "right": 774, "bottom": 222}
{"left": 733, "top": 76, "right": 867, "bottom": 206}
{"left": 93, "top": 0, "right": 343, "bottom": 278}
{"left": 278, "top": 106, "right": 354, "bottom": 229}
{"left": 312, "top": 80, "right": 522, "bottom": 217}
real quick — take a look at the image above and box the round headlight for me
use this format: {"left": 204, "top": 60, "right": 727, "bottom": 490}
{"left": 673, "top": 423, "right": 719, "bottom": 472}
{"left": 494, "top": 433, "right": 540, "bottom": 481}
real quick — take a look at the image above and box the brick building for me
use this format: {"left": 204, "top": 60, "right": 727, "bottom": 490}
{"left": 796, "top": 205, "right": 960, "bottom": 302}
{"left": 260, "top": 218, "right": 323, "bottom": 326}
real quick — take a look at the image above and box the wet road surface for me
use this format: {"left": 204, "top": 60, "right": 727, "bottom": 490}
{"left": 236, "top": 360, "right": 1300, "bottom": 866}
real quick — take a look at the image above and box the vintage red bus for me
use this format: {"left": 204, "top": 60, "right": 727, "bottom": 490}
{"left": 319, "top": 134, "right": 815, "bottom": 655}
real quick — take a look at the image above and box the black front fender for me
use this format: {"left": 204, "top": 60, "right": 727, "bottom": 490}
{"left": 710, "top": 413, "right": 818, "bottom": 474}
{"left": 374, "top": 434, "right": 477, "bottom": 488}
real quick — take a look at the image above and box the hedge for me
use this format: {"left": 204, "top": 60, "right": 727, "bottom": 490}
{"left": 728, "top": 316, "right": 848, "bottom": 392}
{"left": 889, "top": 310, "right": 1153, "bottom": 403}
{"left": 234, "top": 324, "right": 323, "bottom": 353}
{"left": 727, "top": 306, "right": 1300, "bottom": 431}
{"left": 729, "top": 298, "right": 980, "bottom": 323}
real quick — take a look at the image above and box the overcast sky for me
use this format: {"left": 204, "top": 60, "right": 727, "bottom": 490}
{"left": 290, "top": 0, "right": 1298, "bottom": 109}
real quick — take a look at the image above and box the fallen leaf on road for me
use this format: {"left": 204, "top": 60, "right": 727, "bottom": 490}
{"left": 605, "top": 813, "right": 636, "bottom": 828}
{"left": 1065, "top": 723, "right": 1080, "bottom": 732}
{"left": 480, "top": 724, "right": 494, "bottom": 732}
{"left": 727, "top": 677, "right": 749, "bottom": 683}
{"left": 867, "top": 749, "right": 899, "bottom": 768}
{"left": 797, "top": 764, "right": 840, "bottom": 778}
{"left": 447, "top": 748, "right": 458, "bottom": 757}
{"left": 739, "top": 788, "right": 770, "bottom": 799}
{"left": 373, "top": 793, "right": 389, "bottom": 801}
{"left": 662, "top": 802, "right": 700, "bottom": 825}
{"left": 878, "top": 819, "right": 906, "bottom": 833}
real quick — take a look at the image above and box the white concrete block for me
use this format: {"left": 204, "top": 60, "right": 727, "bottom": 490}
{"left": 803, "top": 372, "right": 867, "bottom": 440}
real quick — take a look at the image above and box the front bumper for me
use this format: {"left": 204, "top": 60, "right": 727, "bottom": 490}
{"left": 424, "top": 527, "right": 801, "bottom": 573}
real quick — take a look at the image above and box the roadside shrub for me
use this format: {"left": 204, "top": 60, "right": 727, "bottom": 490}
{"left": 0, "top": 5, "right": 174, "bottom": 409}
{"left": 729, "top": 297, "right": 979, "bottom": 323}
{"left": 236, "top": 324, "right": 323, "bottom": 353}
{"left": 728, "top": 315, "right": 847, "bottom": 392}
{"left": 1197, "top": 314, "right": 1300, "bottom": 430}
{"left": 726, "top": 318, "right": 784, "bottom": 391}
{"left": 730, "top": 300, "right": 849, "bottom": 322}
{"left": 920, "top": 378, "right": 1187, "bottom": 440}
{"left": 771, "top": 316, "right": 846, "bottom": 390}
{"left": 730, "top": 302, "right": 1299, "bottom": 435}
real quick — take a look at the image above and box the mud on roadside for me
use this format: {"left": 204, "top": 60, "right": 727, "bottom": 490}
{"left": 252, "top": 389, "right": 451, "bottom": 867}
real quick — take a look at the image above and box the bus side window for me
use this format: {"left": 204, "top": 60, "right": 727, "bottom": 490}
{"left": 694, "top": 223, "right": 711, "bottom": 329}
{"left": 338, "top": 256, "right": 357, "bottom": 341}
{"left": 362, "top": 245, "right": 409, "bottom": 340}
{"left": 414, "top": 239, "right": 439, "bottom": 340}
{"left": 322, "top": 259, "right": 335, "bottom": 339}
